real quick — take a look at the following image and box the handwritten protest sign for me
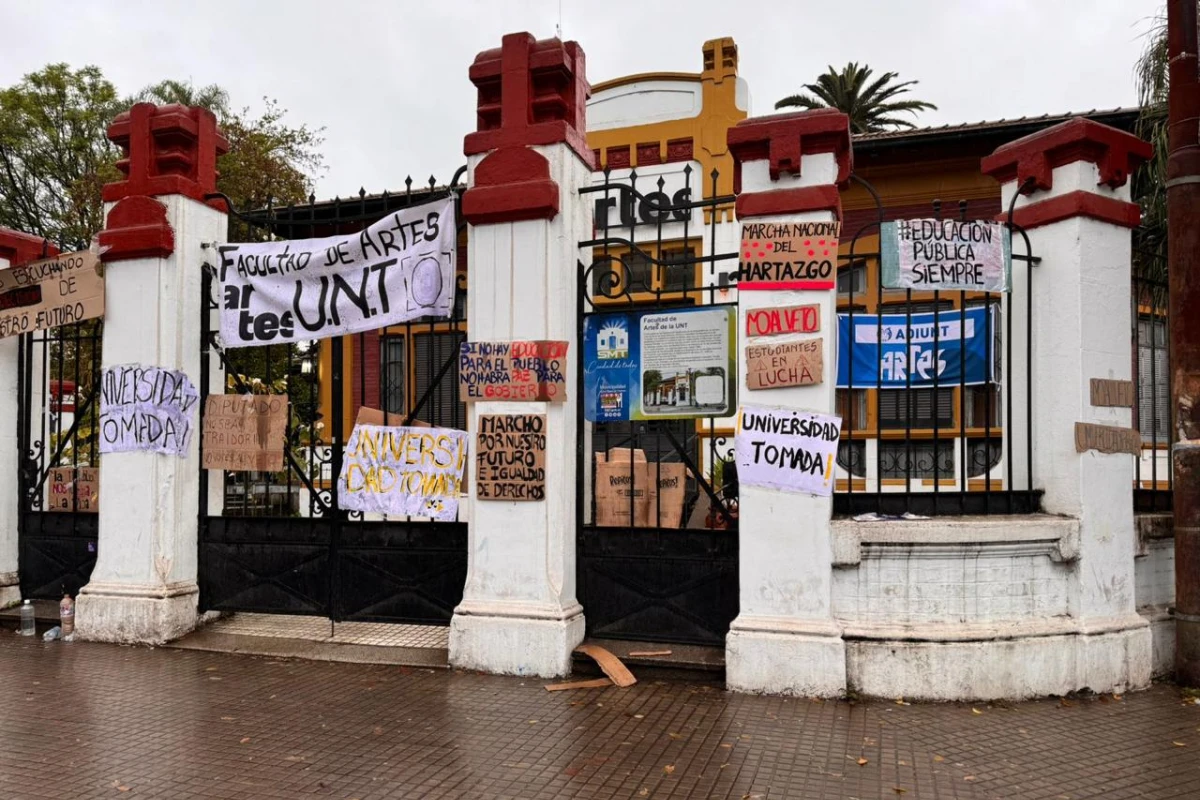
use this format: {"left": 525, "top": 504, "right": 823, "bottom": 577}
{"left": 746, "top": 339, "right": 824, "bottom": 390}
{"left": 99, "top": 365, "right": 198, "bottom": 456}
{"left": 737, "top": 221, "right": 841, "bottom": 291}
{"left": 338, "top": 424, "right": 468, "bottom": 520}
{"left": 745, "top": 304, "right": 819, "bottom": 337}
{"left": 735, "top": 404, "right": 842, "bottom": 497}
{"left": 201, "top": 395, "right": 289, "bottom": 472}
{"left": 476, "top": 414, "right": 546, "bottom": 501}
{"left": 1090, "top": 379, "right": 1135, "bottom": 408}
{"left": 49, "top": 467, "right": 98, "bottom": 512}
{"left": 0, "top": 250, "right": 104, "bottom": 339}
{"left": 1075, "top": 422, "right": 1141, "bottom": 455}
{"left": 459, "top": 341, "right": 568, "bottom": 402}
{"left": 881, "top": 219, "right": 1010, "bottom": 292}
{"left": 218, "top": 196, "right": 455, "bottom": 347}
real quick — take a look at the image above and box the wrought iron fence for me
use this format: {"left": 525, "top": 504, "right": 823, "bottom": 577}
{"left": 14, "top": 240, "right": 102, "bottom": 598}
{"left": 196, "top": 173, "right": 471, "bottom": 623}
{"left": 834, "top": 187, "right": 1041, "bottom": 516}
{"left": 575, "top": 164, "right": 740, "bottom": 646}
{"left": 1132, "top": 267, "right": 1172, "bottom": 512}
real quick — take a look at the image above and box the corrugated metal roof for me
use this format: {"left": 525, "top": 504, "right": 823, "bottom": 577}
{"left": 852, "top": 107, "right": 1138, "bottom": 142}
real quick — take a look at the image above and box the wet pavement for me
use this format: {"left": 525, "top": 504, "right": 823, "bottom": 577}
{"left": 2, "top": 631, "right": 1199, "bottom": 799}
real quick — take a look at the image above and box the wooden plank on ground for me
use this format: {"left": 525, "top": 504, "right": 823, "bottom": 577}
{"left": 573, "top": 644, "right": 637, "bottom": 687}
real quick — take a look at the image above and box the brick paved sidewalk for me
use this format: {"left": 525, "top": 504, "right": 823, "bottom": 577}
{"left": 1, "top": 632, "right": 1198, "bottom": 800}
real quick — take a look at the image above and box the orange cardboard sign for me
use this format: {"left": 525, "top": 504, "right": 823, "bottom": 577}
{"left": 0, "top": 250, "right": 104, "bottom": 339}
{"left": 201, "top": 394, "right": 289, "bottom": 472}
{"left": 745, "top": 338, "right": 824, "bottom": 390}
{"left": 476, "top": 414, "right": 547, "bottom": 501}
{"left": 48, "top": 467, "right": 99, "bottom": 513}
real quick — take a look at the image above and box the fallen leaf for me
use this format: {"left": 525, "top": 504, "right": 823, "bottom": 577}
{"left": 668, "top": 733, "right": 682, "bottom": 740}
{"left": 283, "top": 755, "right": 305, "bottom": 762}
{"left": 893, "top": 788, "right": 907, "bottom": 795}
{"left": 527, "top": 720, "right": 538, "bottom": 725}
{"left": 894, "top": 698, "right": 910, "bottom": 706}
{"left": 1173, "top": 741, "right": 1187, "bottom": 747}
{"left": 240, "top": 737, "right": 251, "bottom": 744}
{"left": 116, "top": 786, "right": 130, "bottom": 793}
{"left": 899, "top": 760, "right": 908, "bottom": 766}
{"left": 663, "top": 764, "right": 675, "bottom": 775}
{"left": 208, "top": 676, "right": 222, "bottom": 681}
{"left": 633, "top": 714, "right": 644, "bottom": 719}
{"left": 857, "top": 757, "right": 869, "bottom": 766}
{"left": 1059, "top": 697, "right": 1075, "bottom": 708}
{"left": 372, "top": 726, "right": 384, "bottom": 736}
{"left": 964, "top": 775, "right": 977, "bottom": 782}
{"left": 933, "top": 755, "right": 945, "bottom": 763}
{"left": 205, "top": 666, "right": 218, "bottom": 672}
{"left": 638, "top": 790, "right": 649, "bottom": 798}
{"left": 220, "top": 716, "right": 235, "bottom": 721}
{"left": 720, "top": 744, "right": 732, "bottom": 749}
{"left": 971, "top": 708, "right": 983, "bottom": 715}
{"left": 720, "top": 763, "right": 729, "bottom": 769}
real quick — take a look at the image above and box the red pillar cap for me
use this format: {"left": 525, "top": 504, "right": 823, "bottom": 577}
{"left": 727, "top": 109, "right": 853, "bottom": 188}
{"left": 981, "top": 117, "right": 1151, "bottom": 195}
{"left": 103, "top": 103, "right": 230, "bottom": 207}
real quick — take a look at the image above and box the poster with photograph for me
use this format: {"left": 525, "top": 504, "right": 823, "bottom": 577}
{"left": 583, "top": 306, "right": 736, "bottom": 422}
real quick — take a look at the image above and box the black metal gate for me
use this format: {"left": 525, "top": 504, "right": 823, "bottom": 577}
{"left": 197, "top": 176, "right": 470, "bottom": 624}
{"left": 16, "top": 303, "right": 102, "bottom": 599}
{"left": 576, "top": 167, "right": 740, "bottom": 647}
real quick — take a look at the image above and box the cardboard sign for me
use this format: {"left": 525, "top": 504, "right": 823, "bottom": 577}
{"left": 881, "top": 219, "right": 1010, "bottom": 292}
{"left": 1090, "top": 379, "right": 1135, "bottom": 408}
{"left": 459, "top": 340, "right": 568, "bottom": 402}
{"left": 745, "top": 304, "right": 820, "bottom": 337}
{"left": 476, "top": 414, "right": 546, "bottom": 501}
{"left": 99, "top": 364, "right": 199, "bottom": 456}
{"left": 217, "top": 196, "right": 456, "bottom": 347}
{"left": 338, "top": 424, "right": 468, "bottom": 520}
{"left": 735, "top": 405, "right": 842, "bottom": 497}
{"left": 1075, "top": 422, "right": 1141, "bottom": 455}
{"left": 355, "top": 406, "right": 430, "bottom": 428}
{"left": 593, "top": 449, "right": 687, "bottom": 528}
{"left": 0, "top": 250, "right": 104, "bottom": 339}
{"left": 737, "top": 221, "right": 841, "bottom": 291}
{"left": 746, "top": 338, "right": 824, "bottom": 390}
{"left": 201, "top": 394, "right": 289, "bottom": 472}
{"left": 48, "top": 467, "right": 98, "bottom": 512}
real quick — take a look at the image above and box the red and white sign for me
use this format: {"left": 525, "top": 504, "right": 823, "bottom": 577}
{"left": 745, "top": 304, "right": 820, "bottom": 337}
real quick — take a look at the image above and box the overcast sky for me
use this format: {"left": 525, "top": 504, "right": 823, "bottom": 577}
{"left": 2, "top": 0, "right": 1164, "bottom": 200}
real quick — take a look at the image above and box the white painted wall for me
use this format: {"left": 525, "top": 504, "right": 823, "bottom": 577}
{"left": 76, "top": 195, "right": 226, "bottom": 644}
{"left": 587, "top": 80, "right": 702, "bottom": 131}
{"left": 0, "top": 253, "right": 17, "bottom": 607}
{"left": 449, "top": 143, "right": 591, "bottom": 678}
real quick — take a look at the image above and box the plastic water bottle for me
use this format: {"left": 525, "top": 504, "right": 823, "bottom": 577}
{"left": 59, "top": 594, "right": 74, "bottom": 637}
{"left": 42, "top": 626, "right": 61, "bottom": 642}
{"left": 19, "top": 600, "right": 35, "bottom": 636}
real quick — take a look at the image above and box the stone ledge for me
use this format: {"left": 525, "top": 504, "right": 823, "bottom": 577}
{"left": 840, "top": 612, "right": 1148, "bottom": 644}
{"left": 832, "top": 515, "right": 1080, "bottom": 567}
{"left": 1136, "top": 513, "right": 1174, "bottom": 557}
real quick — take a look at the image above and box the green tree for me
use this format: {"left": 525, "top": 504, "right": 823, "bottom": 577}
{"left": 775, "top": 62, "right": 938, "bottom": 134}
{"left": 1132, "top": 5, "right": 1185, "bottom": 281}
{"left": 0, "top": 64, "right": 123, "bottom": 249}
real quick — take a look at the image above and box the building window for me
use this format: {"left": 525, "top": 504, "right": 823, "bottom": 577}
{"left": 965, "top": 385, "right": 1002, "bottom": 428}
{"left": 413, "top": 332, "right": 467, "bottom": 430}
{"left": 878, "top": 389, "right": 953, "bottom": 429}
{"left": 879, "top": 440, "right": 954, "bottom": 479}
{"left": 837, "top": 262, "right": 867, "bottom": 297}
{"left": 836, "top": 389, "right": 867, "bottom": 430}
{"left": 382, "top": 336, "right": 406, "bottom": 416}
{"left": 1138, "top": 316, "right": 1170, "bottom": 443}
{"left": 967, "top": 438, "right": 1003, "bottom": 479}
{"left": 592, "top": 245, "right": 698, "bottom": 298}
{"left": 837, "top": 439, "right": 867, "bottom": 478}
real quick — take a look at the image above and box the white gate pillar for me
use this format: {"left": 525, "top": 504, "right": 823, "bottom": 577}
{"left": 724, "top": 110, "right": 852, "bottom": 696}
{"left": 0, "top": 230, "right": 58, "bottom": 607}
{"left": 448, "top": 33, "right": 594, "bottom": 677}
{"left": 75, "top": 104, "right": 229, "bottom": 644}
{"left": 983, "top": 118, "right": 1154, "bottom": 692}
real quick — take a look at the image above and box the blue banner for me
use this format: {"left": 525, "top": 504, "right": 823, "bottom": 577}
{"left": 836, "top": 306, "right": 997, "bottom": 389}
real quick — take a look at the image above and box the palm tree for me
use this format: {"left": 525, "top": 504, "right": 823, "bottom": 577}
{"left": 134, "top": 79, "right": 231, "bottom": 116}
{"left": 775, "top": 62, "right": 938, "bottom": 133}
{"left": 1133, "top": 6, "right": 1176, "bottom": 282}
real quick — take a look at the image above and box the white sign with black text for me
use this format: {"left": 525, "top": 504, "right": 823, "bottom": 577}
{"left": 218, "top": 196, "right": 456, "bottom": 347}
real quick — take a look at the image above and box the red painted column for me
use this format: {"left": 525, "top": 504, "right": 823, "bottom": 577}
{"left": 724, "top": 110, "right": 853, "bottom": 697}
{"left": 449, "top": 33, "right": 595, "bottom": 678}
{"left": 76, "top": 104, "right": 230, "bottom": 645}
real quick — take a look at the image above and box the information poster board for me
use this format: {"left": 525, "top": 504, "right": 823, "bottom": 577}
{"left": 584, "top": 306, "right": 736, "bottom": 422}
